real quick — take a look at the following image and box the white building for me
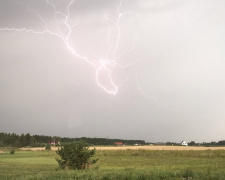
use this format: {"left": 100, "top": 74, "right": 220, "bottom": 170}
{"left": 181, "top": 141, "right": 188, "bottom": 146}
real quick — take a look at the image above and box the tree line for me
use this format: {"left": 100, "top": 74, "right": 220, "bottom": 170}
{"left": 165, "top": 140, "right": 225, "bottom": 147}
{"left": 0, "top": 132, "right": 145, "bottom": 147}
{"left": 1, "top": 132, "right": 224, "bottom": 147}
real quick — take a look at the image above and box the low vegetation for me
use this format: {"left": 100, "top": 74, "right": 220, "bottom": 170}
{"left": 9, "top": 149, "right": 15, "bottom": 155}
{"left": 45, "top": 143, "right": 51, "bottom": 151}
{"left": 56, "top": 141, "right": 98, "bottom": 170}
{"left": 0, "top": 148, "right": 225, "bottom": 179}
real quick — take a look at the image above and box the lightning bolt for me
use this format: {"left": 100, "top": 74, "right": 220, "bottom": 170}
{"left": 135, "top": 76, "right": 160, "bottom": 103}
{"left": 0, "top": 0, "right": 134, "bottom": 95}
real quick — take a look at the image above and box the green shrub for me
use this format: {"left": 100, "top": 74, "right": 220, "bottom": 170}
{"left": 182, "top": 168, "right": 194, "bottom": 179}
{"left": 56, "top": 140, "right": 98, "bottom": 170}
{"left": 45, "top": 143, "right": 51, "bottom": 150}
{"left": 10, "top": 149, "right": 15, "bottom": 155}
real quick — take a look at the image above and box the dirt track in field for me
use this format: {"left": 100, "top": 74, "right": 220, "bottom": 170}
{"left": 20, "top": 146, "right": 225, "bottom": 151}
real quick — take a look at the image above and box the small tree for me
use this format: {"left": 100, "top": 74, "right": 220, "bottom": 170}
{"left": 188, "top": 141, "right": 196, "bottom": 146}
{"left": 10, "top": 149, "right": 15, "bottom": 155}
{"left": 56, "top": 141, "right": 98, "bottom": 170}
{"left": 45, "top": 143, "right": 51, "bottom": 150}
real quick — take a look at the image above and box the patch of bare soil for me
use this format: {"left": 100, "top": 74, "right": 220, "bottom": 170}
{"left": 20, "top": 147, "right": 45, "bottom": 151}
{"left": 0, "top": 150, "right": 5, "bottom": 153}
{"left": 20, "top": 147, "right": 59, "bottom": 151}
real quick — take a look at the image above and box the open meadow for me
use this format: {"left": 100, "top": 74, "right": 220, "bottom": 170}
{"left": 1, "top": 147, "right": 225, "bottom": 179}
{"left": 21, "top": 145, "right": 225, "bottom": 151}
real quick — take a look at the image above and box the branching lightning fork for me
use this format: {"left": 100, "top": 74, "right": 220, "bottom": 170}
{"left": 0, "top": 0, "right": 134, "bottom": 95}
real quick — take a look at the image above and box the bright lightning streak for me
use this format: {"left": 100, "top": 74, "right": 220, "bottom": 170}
{"left": 136, "top": 76, "right": 160, "bottom": 104}
{"left": 136, "top": 76, "right": 193, "bottom": 120}
{"left": 0, "top": 0, "right": 133, "bottom": 95}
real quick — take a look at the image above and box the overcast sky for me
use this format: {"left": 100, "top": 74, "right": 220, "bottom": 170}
{"left": 0, "top": 0, "right": 225, "bottom": 143}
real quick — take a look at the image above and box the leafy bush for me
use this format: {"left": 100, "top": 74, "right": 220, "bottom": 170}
{"left": 56, "top": 140, "right": 98, "bottom": 170}
{"left": 10, "top": 149, "right": 15, "bottom": 155}
{"left": 45, "top": 143, "right": 51, "bottom": 150}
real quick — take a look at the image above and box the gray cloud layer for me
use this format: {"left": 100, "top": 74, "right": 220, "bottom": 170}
{"left": 0, "top": 0, "right": 225, "bottom": 142}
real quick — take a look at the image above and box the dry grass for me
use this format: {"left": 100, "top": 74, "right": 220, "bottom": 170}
{"left": 94, "top": 145, "right": 225, "bottom": 150}
{"left": 20, "top": 147, "right": 46, "bottom": 151}
{"left": 20, "top": 145, "right": 225, "bottom": 151}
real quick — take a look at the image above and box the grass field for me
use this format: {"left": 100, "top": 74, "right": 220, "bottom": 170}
{"left": 1, "top": 147, "right": 225, "bottom": 179}
{"left": 20, "top": 145, "right": 225, "bottom": 151}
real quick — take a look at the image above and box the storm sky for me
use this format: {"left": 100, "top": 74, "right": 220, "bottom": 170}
{"left": 0, "top": 0, "right": 225, "bottom": 143}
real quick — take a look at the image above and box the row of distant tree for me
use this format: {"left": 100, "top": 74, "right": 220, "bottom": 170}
{"left": 0, "top": 132, "right": 145, "bottom": 147}
{"left": 1, "top": 132, "right": 225, "bottom": 147}
{"left": 166, "top": 140, "right": 225, "bottom": 146}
